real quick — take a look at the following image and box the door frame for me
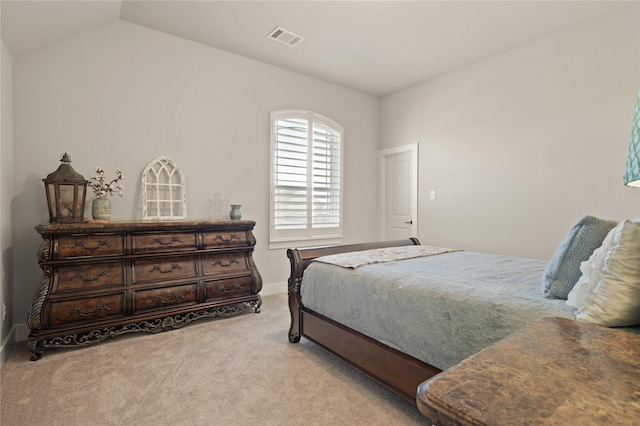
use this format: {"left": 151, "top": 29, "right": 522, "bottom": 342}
{"left": 378, "top": 143, "right": 419, "bottom": 240}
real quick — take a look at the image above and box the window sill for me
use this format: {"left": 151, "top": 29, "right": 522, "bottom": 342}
{"left": 268, "top": 237, "right": 343, "bottom": 251}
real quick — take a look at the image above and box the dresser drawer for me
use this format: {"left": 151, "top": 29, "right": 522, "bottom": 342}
{"left": 202, "top": 252, "right": 250, "bottom": 276}
{"left": 47, "top": 293, "right": 125, "bottom": 327}
{"left": 203, "top": 231, "right": 248, "bottom": 248}
{"left": 54, "top": 234, "right": 125, "bottom": 259}
{"left": 55, "top": 262, "right": 125, "bottom": 292}
{"left": 132, "top": 231, "right": 198, "bottom": 254}
{"left": 132, "top": 282, "right": 198, "bottom": 314}
{"left": 204, "top": 276, "right": 253, "bottom": 301}
{"left": 132, "top": 256, "right": 197, "bottom": 284}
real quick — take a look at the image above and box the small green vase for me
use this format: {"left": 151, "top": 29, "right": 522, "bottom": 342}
{"left": 92, "top": 197, "right": 111, "bottom": 221}
{"left": 229, "top": 204, "right": 242, "bottom": 220}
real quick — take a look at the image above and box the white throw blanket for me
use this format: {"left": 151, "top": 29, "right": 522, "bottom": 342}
{"left": 314, "top": 245, "right": 461, "bottom": 269}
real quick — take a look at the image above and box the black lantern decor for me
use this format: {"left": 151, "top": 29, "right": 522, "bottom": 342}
{"left": 43, "top": 153, "right": 88, "bottom": 223}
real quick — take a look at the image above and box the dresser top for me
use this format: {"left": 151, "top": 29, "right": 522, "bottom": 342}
{"left": 36, "top": 220, "right": 257, "bottom": 234}
{"left": 417, "top": 317, "right": 640, "bottom": 425}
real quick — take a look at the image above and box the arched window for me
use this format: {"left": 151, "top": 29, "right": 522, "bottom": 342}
{"left": 270, "top": 110, "right": 343, "bottom": 245}
{"left": 141, "top": 156, "right": 187, "bottom": 220}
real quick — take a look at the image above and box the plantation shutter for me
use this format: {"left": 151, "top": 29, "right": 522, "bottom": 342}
{"left": 270, "top": 111, "right": 343, "bottom": 243}
{"left": 273, "top": 116, "right": 309, "bottom": 231}
{"left": 312, "top": 121, "right": 341, "bottom": 229}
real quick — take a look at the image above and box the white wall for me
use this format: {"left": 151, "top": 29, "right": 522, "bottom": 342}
{"left": 380, "top": 7, "right": 640, "bottom": 260}
{"left": 11, "top": 20, "right": 379, "bottom": 334}
{"left": 1, "top": 38, "right": 15, "bottom": 363}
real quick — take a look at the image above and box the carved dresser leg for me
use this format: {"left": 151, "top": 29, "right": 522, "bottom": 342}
{"left": 28, "top": 340, "right": 44, "bottom": 361}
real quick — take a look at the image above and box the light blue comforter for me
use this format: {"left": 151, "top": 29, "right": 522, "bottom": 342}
{"left": 300, "top": 251, "right": 576, "bottom": 370}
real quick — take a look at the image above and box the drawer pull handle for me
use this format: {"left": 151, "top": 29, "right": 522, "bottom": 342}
{"left": 150, "top": 264, "right": 182, "bottom": 274}
{"left": 71, "top": 240, "right": 113, "bottom": 250}
{"left": 154, "top": 293, "right": 185, "bottom": 305}
{"left": 69, "top": 304, "right": 111, "bottom": 318}
{"left": 212, "top": 258, "right": 239, "bottom": 268}
{"left": 213, "top": 234, "right": 240, "bottom": 242}
{"left": 216, "top": 284, "right": 243, "bottom": 294}
{"left": 151, "top": 237, "right": 183, "bottom": 246}
{"left": 71, "top": 271, "right": 110, "bottom": 282}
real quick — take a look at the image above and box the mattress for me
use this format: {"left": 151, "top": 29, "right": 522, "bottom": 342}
{"left": 300, "top": 250, "right": 576, "bottom": 370}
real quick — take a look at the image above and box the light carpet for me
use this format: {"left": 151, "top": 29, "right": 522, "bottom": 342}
{"left": 0, "top": 293, "right": 428, "bottom": 425}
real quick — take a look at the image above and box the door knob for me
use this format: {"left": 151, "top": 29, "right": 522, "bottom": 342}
{"left": 404, "top": 220, "right": 413, "bottom": 225}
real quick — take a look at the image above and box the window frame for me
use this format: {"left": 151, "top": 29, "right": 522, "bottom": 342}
{"left": 269, "top": 110, "right": 344, "bottom": 248}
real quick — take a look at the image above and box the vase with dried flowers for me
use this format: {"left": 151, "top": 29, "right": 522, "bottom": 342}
{"left": 89, "top": 167, "right": 124, "bottom": 221}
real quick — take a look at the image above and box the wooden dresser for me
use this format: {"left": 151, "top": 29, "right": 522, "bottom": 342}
{"left": 27, "top": 220, "right": 262, "bottom": 360}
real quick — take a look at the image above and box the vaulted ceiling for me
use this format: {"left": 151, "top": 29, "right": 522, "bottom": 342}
{"left": 2, "top": 1, "right": 635, "bottom": 96}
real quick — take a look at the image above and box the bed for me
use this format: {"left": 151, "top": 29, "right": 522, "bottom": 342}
{"left": 287, "top": 217, "right": 640, "bottom": 405}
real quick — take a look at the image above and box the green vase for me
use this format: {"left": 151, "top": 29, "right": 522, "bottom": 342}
{"left": 229, "top": 204, "right": 242, "bottom": 220}
{"left": 92, "top": 197, "right": 111, "bottom": 221}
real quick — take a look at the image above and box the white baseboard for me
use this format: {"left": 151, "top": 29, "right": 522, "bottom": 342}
{"left": 3, "top": 323, "right": 30, "bottom": 343}
{"left": 0, "top": 324, "right": 17, "bottom": 367}
{"left": 260, "top": 281, "right": 287, "bottom": 296}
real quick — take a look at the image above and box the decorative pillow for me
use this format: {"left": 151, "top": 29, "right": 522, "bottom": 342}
{"left": 571, "top": 220, "right": 640, "bottom": 327}
{"left": 542, "top": 215, "right": 617, "bottom": 299}
{"left": 568, "top": 216, "right": 640, "bottom": 309}
{"left": 566, "top": 225, "right": 617, "bottom": 308}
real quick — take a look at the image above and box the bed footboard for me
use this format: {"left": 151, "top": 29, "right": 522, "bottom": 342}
{"left": 286, "top": 238, "right": 442, "bottom": 404}
{"left": 286, "top": 238, "right": 419, "bottom": 343}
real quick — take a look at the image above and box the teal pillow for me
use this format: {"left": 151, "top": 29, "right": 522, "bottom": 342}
{"left": 542, "top": 215, "right": 617, "bottom": 299}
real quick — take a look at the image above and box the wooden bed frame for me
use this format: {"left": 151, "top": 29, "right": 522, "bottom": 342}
{"left": 287, "top": 238, "right": 442, "bottom": 405}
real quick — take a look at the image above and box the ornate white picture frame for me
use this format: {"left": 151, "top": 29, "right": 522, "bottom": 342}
{"left": 141, "top": 156, "right": 187, "bottom": 220}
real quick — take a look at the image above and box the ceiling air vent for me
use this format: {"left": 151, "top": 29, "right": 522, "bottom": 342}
{"left": 267, "top": 27, "right": 304, "bottom": 47}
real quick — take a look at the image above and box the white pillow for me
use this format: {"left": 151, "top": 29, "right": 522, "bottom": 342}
{"left": 566, "top": 226, "right": 617, "bottom": 308}
{"left": 571, "top": 220, "right": 640, "bottom": 327}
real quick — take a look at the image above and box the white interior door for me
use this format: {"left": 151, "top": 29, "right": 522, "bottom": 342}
{"left": 379, "top": 144, "right": 418, "bottom": 240}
